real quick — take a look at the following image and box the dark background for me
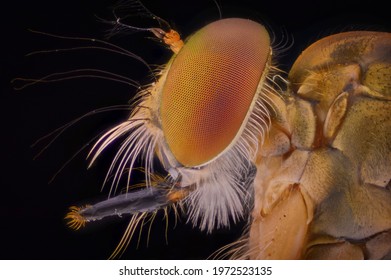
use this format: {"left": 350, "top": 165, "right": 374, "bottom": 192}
{"left": 2, "top": 0, "right": 390, "bottom": 260}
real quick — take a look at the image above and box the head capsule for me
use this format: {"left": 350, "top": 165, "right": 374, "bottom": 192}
{"left": 89, "top": 17, "right": 276, "bottom": 232}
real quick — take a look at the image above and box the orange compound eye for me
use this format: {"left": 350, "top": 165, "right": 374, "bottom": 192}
{"left": 160, "top": 18, "right": 270, "bottom": 167}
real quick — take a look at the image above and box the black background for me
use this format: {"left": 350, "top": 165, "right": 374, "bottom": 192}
{"left": 2, "top": 0, "right": 390, "bottom": 260}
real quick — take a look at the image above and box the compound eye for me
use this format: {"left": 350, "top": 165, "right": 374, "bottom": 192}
{"left": 160, "top": 18, "right": 270, "bottom": 167}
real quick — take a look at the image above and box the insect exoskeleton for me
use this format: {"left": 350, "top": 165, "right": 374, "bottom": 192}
{"left": 66, "top": 17, "right": 281, "bottom": 246}
{"left": 246, "top": 31, "right": 391, "bottom": 260}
